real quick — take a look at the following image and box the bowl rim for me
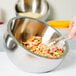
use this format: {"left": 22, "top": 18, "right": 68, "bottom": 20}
{"left": 6, "top": 16, "right": 69, "bottom": 59}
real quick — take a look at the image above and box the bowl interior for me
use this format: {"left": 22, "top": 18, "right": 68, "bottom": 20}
{"left": 11, "top": 18, "right": 60, "bottom": 43}
{"left": 9, "top": 17, "right": 68, "bottom": 59}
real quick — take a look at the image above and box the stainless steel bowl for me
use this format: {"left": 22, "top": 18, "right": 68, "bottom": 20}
{"left": 15, "top": 0, "right": 50, "bottom": 20}
{"left": 4, "top": 17, "right": 69, "bottom": 73}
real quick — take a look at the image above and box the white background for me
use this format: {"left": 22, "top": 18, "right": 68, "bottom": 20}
{"left": 47, "top": 0, "right": 76, "bottom": 20}
{"left": 0, "top": 0, "right": 76, "bottom": 76}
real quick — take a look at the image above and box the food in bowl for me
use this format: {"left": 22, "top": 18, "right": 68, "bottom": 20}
{"left": 18, "top": 12, "right": 43, "bottom": 18}
{"left": 22, "top": 36, "right": 64, "bottom": 58}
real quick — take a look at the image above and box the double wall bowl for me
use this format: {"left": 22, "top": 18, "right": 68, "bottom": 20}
{"left": 4, "top": 17, "right": 69, "bottom": 73}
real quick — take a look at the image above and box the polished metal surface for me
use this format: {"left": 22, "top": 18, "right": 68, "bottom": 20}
{"left": 15, "top": 0, "right": 50, "bottom": 20}
{"left": 4, "top": 17, "right": 69, "bottom": 73}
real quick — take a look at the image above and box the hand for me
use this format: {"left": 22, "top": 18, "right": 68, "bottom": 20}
{"left": 68, "top": 16, "right": 76, "bottom": 39}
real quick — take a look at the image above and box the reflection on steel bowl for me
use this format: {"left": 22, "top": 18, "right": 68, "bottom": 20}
{"left": 4, "top": 17, "right": 69, "bottom": 73}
